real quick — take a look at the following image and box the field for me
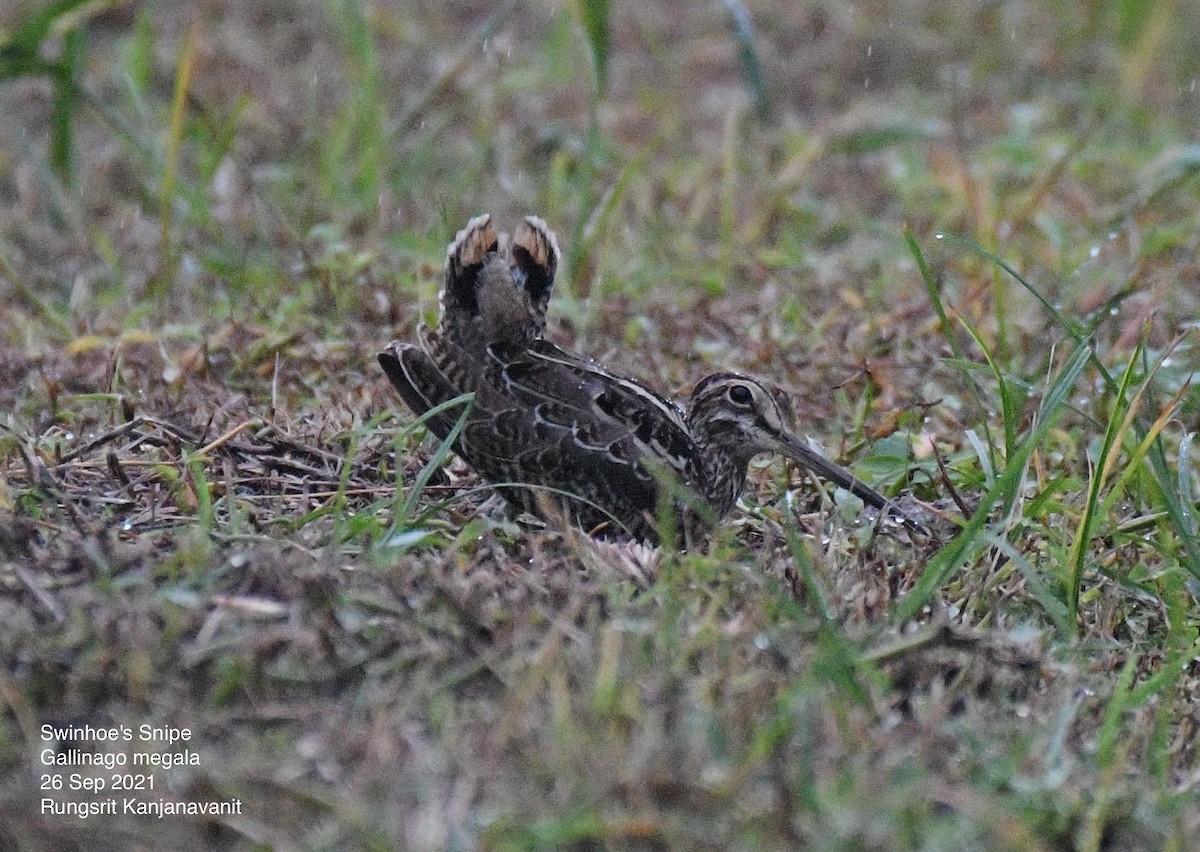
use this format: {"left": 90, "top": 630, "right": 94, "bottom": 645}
{"left": 2, "top": 1, "right": 1199, "bottom": 849}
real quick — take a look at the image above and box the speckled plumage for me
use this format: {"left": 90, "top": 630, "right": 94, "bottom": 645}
{"left": 380, "top": 214, "right": 916, "bottom": 544}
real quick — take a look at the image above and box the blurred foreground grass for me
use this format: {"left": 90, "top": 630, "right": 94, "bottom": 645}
{"left": 1, "top": 1, "right": 1199, "bottom": 849}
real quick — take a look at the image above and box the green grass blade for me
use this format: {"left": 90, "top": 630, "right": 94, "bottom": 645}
{"left": 963, "top": 428, "right": 996, "bottom": 488}
{"left": 1077, "top": 653, "right": 1139, "bottom": 852}
{"left": 956, "top": 312, "right": 1021, "bottom": 458}
{"left": 938, "top": 232, "right": 1088, "bottom": 342}
{"left": 892, "top": 340, "right": 1093, "bottom": 625}
{"left": 395, "top": 393, "right": 475, "bottom": 527}
{"left": 723, "top": 0, "right": 770, "bottom": 122}
{"left": 1144, "top": 434, "right": 1200, "bottom": 583}
{"left": 781, "top": 506, "right": 832, "bottom": 624}
{"left": 1177, "top": 432, "right": 1197, "bottom": 538}
{"left": 1065, "top": 337, "right": 1143, "bottom": 627}
{"left": 1136, "top": 341, "right": 1200, "bottom": 583}
{"left": 152, "top": 21, "right": 198, "bottom": 299}
{"left": 907, "top": 230, "right": 952, "bottom": 338}
{"left": 1097, "top": 356, "right": 1187, "bottom": 521}
{"left": 933, "top": 232, "right": 1200, "bottom": 581}
{"left": 577, "top": 0, "right": 610, "bottom": 96}
{"left": 186, "top": 453, "right": 214, "bottom": 530}
{"left": 333, "top": 429, "right": 359, "bottom": 517}
{"left": 573, "top": 143, "right": 652, "bottom": 298}
{"left": 985, "top": 533, "right": 1072, "bottom": 634}
{"left": 48, "top": 26, "right": 83, "bottom": 179}
{"left": 0, "top": 0, "right": 91, "bottom": 66}
{"left": 646, "top": 458, "right": 721, "bottom": 549}
{"left": 907, "top": 230, "right": 999, "bottom": 466}
{"left": 323, "top": 0, "right": 383, "bottom": 211}
{"left": 945, "top": 231, "right": 1200, "bottom": 580}
{"left": 1, "top": 0, "right": 94, "bottom": 179}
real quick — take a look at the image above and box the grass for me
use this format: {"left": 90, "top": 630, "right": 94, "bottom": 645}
{"left": 2, "top": 0, "right": 1199, "bottom": 849}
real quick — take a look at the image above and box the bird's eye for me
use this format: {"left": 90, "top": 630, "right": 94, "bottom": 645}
{"left": 727, "top": 385, "right": 754, "bottom": 406}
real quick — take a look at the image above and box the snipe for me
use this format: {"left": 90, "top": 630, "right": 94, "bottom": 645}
{"left": 380, "top": 214, "right": 920, "bottom": 544}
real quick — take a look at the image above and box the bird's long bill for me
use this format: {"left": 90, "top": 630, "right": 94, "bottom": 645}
{"left": 771, "top": 431, "right": 891, "bottom": 512}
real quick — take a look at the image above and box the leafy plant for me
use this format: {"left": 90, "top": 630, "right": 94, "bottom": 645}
{"left": 0, "top": 0, "right": 95, "bottom": 179}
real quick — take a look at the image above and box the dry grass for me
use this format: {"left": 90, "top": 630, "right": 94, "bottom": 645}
{"left": 2, "top": 1, "right": 1199, "bottom": 849}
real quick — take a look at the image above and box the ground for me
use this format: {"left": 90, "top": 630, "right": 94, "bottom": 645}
{"left": 1, "top": 1, "right": 1199, "bottom": 849}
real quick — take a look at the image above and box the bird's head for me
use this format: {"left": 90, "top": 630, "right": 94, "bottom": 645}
{"left": 686, "top": 373, "right": 885, "bottom": 511}
{"left": 686, "top": 373, "right": 801, "bottom": 464}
